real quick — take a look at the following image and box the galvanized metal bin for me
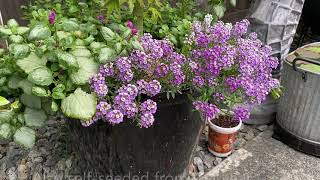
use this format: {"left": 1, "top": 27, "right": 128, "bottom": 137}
{"left": 274, "top": 43, "right": 320, "bottom": 156}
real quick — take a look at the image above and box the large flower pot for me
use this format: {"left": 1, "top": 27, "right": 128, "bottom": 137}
{"left": 208, "top": 119, "right": 242, "bottom": 157}
{"left": 67, "top": 93, "right": 203, "bottom": 179}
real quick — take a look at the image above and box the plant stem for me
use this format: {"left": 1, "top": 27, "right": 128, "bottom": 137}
{"left": 133, "top": 1, "right": 144, "bottom": 34}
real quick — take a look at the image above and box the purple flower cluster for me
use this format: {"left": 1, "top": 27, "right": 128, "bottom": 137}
{"left": 89, "top": 73, "right": 108, "bottom": 97}
{"left": 187, "top": 18, "right": 280, "bottom": 122}
{"left": 87, "top": 34, "right": 187, "bottom": 128}
{"left": 139, "top": 99, "right": 157, "bottom": 128}
{"left": 130, "top": 33, "right": 187, "bottom": 86}
{"left": 193, "top": 101, "right": 219, "bottom": 120}
{"left": 233, "top": 106, "right": 250, "bottom": 122}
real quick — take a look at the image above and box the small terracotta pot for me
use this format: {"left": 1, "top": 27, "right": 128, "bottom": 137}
{"left": 207, "top": 119, "right": 242, "bottom": 157}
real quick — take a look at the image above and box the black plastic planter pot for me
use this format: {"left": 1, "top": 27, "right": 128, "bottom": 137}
{"left": 67, "top": 93, "right": 203, "bottom": 179}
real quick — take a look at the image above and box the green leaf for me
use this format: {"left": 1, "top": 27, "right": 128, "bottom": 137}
{"left": 101, "top": 27, "right": 115, "bottom": 41}
{"left": 16, "top": 52, "right": 47, "bottom": 74}
{"left": 57, "top": 52, "right": 79, "bottom": 70}
{"left": 61, "top": 19, "right": 80, "bottom": 32}
{"left": 52, "top": 91, "right": 65, "bottom": 100}
{"left": 18, "top": 79, "right": 33, "bottom": 95}
{"left": 0, "top": 48, "right": 5, "bottom": 57}
{"left": 89, "top": 42, "right": 105, "bottom": 51}
{"left": 10, "top": 99, "right": 21, "bottom": 110}
{"left": 71, "top": 47, "right": 92, "bottom": 57}
{"left": 0, "top": 110, "right": 14, "bottom": 124}
{"left": 9, "top": 44, "right": 30, "bottom": 59}
{"left": 14, "top": 126, "right": 36, "bottom": 149}
{"left": 61, "top": 88, "right": 97, "bottom": 121}
{"left": 51, "top": 101, "right": 58, "bottom": 112}
{"left": 28, "top": 25, "right": 51, "bottom": 41}
{"left": 0, "top": 27, "right": 12, "bottom": 36}
{"left": 28, "top": 67, "right": 53, "bottom": 86}
{"left": 98, "top": 47, "right": 116, "bottom": 63}
{"left": 0, "top": 77, "right": 6, "bottom": 86}
{"left": 32, "top": 86, "right": 48, "bottom": 97}
{"left": 17, "top": 27, "right": 30, "bottom": 35}
{"left": 213, "top": 4, "right": 226, "bottom": 19}
{"left": 7, "top": 19, "right": 19, "bottom": 28}
{"left": 17, "top": 114, "right": 24, "bottom": 124}
{"left": 52, "top": 84, "right": 65, "bottom": 93}
{"left": 0, "top": 96, "right": 10, "bottom": 107}
{"left": 69, "top": 57, "right": 99, "bottom": 85}
{"left": 230, "top": 0, "right": 237, "bottom": 7}
{"left": 24, "top": 108, "right": 47, "bottom": 127}
{"left": 0, "top": 123, "right": 13, "bottom": 139}
{"left": 20, "top": 93, "right": 41, "bottom": 109}
{"left": 131, "top": 41, "right": 143, "bottom": 51}
{"left": 9, "top": 35, "right": 24, "bottom": 44}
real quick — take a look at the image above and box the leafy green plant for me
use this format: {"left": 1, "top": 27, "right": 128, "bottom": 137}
{"left": 0, "top": 16, "right": 140, "bottom": 148}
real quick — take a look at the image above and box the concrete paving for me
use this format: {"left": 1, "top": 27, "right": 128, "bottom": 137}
{"left": 201, "top": 127, "right": 320, "bottom": 180}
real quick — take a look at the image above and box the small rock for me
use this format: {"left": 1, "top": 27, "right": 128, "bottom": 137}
{"left": 193, "top": 157, "right": 204, "bottom": 177}
{"left": 0, "top": 139, "right": 10, "bottom": 145}
{"left": 32, "top": 173, "right": 42, "bottom": 180}
{"left": 203, "top": 154, "right": 215, "bottom": 169}
{"left": 196, "top": 145, "right": 203, "bottom": 152}
{"left": 57, "top": 160, "right": 66, "bottom": 170}
{"left": 240, "top": 125, "right": 249, "bottom": 133}
{"left": 195, "top": 150, "right": 205, "bottom": 159}
{"left": 33, "top": 157, "right": 44, "bottom": 163}
{"left": 257, "top": 125, "right": 268, "bottom": 132}
{"left": 7, "top": 167, "right": 17, "bottom": 180}
{"left": 244, "top": 130, "right": 255, "bottom": 141}
{"left": 28, "top": 150, "right": 41, "bottom": 162}
{"left": 234, "top": 138, "right": 246, "bottom": 150}
{"left": 44, "top": 156, "right": 57, "bottom": 167}
{"left": 17, "top": 164, "right": 28, "bottom": 180}
{"left": 213, "top": 157, "right": 222, "bottom": 166}
{"left": 188, "top": 163, "right": 196, "bottom": 178}
{"left": 65, "top": 158, "right": 72, "bottom": 169}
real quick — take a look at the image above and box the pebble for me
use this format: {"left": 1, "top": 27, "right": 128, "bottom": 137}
{"left": 7, "top": 167, "right": 17, "bottom": 180}
{"left": 66, "top": 158, "right": 72, "bottom": 169}
{"left": 188, "top": 163, "right": 196, "bottom": 178}
{"left": 234, "top": 138, "right": 247, "bottom": 150}
{"left": 244, "top": 130, "right": 255, "bottom": 141}
{"left": 32, "top": 173, "right": 42, "bottom": 180}
{"left": 257, "top": 125, "right": 268, "bottom": 132}
{"left": 213, "top": 157, "right": 222, "bottom": 166}
{"left": 193, "top": 157, "right": 204, "bottom": 177}
{"left": 17, "top": 164, "right": 28, "bottom": 180}
{"left": 203, "top": 154, "right": 215, "bottom": 169}
{"left": 33, "top": 157, "right": 43, "bottom": 163}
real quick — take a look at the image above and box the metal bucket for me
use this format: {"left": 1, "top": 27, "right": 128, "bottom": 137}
{"left": 274, "top": 43, "right": 320, "bottom": 156}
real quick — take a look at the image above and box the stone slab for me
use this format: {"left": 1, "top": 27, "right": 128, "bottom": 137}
{"left": 201, "top": 128, "right": 320, "bottom": 180}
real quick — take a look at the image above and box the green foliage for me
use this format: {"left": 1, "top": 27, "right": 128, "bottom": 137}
{"left": 61, "top": 88, "right": 97, "bottom": 121}
{"left": 14, "top": 127, "right": 36, "bottom": 149}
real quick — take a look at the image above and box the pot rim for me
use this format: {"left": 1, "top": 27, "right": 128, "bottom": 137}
{"left": 208, "top": 118, "right": 242, "bottom": 134}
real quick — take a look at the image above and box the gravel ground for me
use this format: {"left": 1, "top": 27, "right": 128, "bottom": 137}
{"left": 0, "top": 115, "right": 272, "bottom": 180}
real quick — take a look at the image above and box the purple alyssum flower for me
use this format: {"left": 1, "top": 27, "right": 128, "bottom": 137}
{"left": 139, "top": 113, "right": 155, "bottom": 128}
{"left": 234, "top": 106, "right": 250, "bottom": 122}
{"left": 106, "top": 110, "right": 124, "bottom": 125}
{"left": 141, "top": 99, "right": 157, "bottom": 114}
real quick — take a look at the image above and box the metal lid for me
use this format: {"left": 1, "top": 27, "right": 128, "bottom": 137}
{"left": 286, "top": 42, "right": 320, "bottom": 75}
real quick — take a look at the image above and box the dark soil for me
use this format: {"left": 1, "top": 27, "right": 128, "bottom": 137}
{"left": 211, "top": 116, "right": 239, "bottom": 128}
